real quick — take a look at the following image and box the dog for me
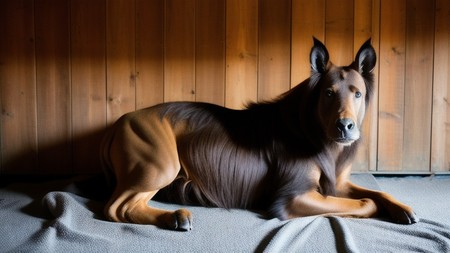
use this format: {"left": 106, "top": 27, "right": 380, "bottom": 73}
{"left": 101, "top": 38, "right": 418, "bottom": 231}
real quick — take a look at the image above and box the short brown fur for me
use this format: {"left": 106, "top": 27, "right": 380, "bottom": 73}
{"left": 101, "top": 38, "right": 417, "bottom": 231}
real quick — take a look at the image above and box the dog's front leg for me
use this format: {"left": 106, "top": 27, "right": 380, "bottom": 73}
{"left": 339, "top": 182, "right": 419, "bottom": 224}
{"left": 284, "top": 165, "right": 378, "bottom": 220}
{"left": 285, "top": 190, "right": 379, "bottom": 219}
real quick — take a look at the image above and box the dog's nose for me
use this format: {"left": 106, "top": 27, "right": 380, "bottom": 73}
{"left": 336, "top": 118, "right": 355, "bottom": 133}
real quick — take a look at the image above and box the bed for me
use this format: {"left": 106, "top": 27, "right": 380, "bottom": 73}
{"left": 1, "top": 174, "right": 449, "bottom": 252}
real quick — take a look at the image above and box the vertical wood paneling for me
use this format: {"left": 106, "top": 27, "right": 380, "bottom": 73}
{"left": 35, "top": 0, "right": 72, "bottom": 173}
{"left": 366, "top": 0, "right": 381, "bottom": 171}
{"left": 291, "top": 0, "right": 325, "bottom": 87}
{"left": 136, "top": 0, "right": 164, "bottom": 109}
{"left": 1, "top": 0, "right": 449, "bottom": 174}
{"left": 354, "top": 1, "right": 374, "bottom": 48}
{"left": 0, "top": 0, "right": 38, "bottom": 173}
{"left": 258, "top": 0, "right": 291, "bottom": 101}
{"left": 164, "top": 0, "right": 196, "bottom": 102}
{"left": 352, "top": 0, "right": 379, "bottom": 171}
{"left": 225, "top": 0, "right": 258, "bottom": 109}
{"left": 368, "top": 0, "right": 381, "bottom": 171}
{"left": 106, "top": 0, "right": 136, "bottom": 124}
{"left": 195, "top": 0, "right": 226, "bottom": 105}
{"left": 71, "top": 0, "right": 106, "bottom": 173}
{"left": 403, "top": 0, "right": 435, "bottom": 171}
{"left": 431, "top": 0, "right": 450, "bottom": 172}
{"left": 325, "top": 0, "right": 354, "bottom": 65}
{"left": 377, "top": 0, "right": 406, "bottom": 171}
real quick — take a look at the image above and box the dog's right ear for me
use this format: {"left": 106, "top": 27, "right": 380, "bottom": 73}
{"left": 310, "top": 37, "right": 329, "bottom": 74}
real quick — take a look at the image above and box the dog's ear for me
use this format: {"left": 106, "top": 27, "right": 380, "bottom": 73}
{"left": 310, "top": 37, "right": 329, "bottom": 74}
{"left": 355, "top": 38, "right": 376, "bottom": 75}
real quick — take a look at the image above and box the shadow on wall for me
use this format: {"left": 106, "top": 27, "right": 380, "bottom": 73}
{"left": 1, "top": 127, "right": 107, "bottom": 176}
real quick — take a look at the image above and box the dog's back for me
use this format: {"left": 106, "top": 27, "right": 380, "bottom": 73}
{"left": 140, "top": 102, "right": 305, "bottom": 212}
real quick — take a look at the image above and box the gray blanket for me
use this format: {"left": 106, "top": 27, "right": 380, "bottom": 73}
{"left": 1, "top": 174, "right": 449, "bottom": 252}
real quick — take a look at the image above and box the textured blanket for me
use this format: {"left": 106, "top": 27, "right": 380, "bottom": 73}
{"left": 1, "top": 174, "right": 449, "bottom": 252}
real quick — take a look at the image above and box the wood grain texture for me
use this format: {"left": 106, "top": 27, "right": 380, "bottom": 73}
{"left": 136, "top": 0, "right": 164, "bottom": 109}
{"left": 291, "top": 0, "right": 325, "bottom": 87}
{"left": 0, "top": 0, "right": 448, "bottom": 174}
{"left": 258, "top": 0, "right": 291, "bottom": 101}
{"left": 106, "top": 0, "right": 136, "bottom": 124}
{"left": 0, "top": 0, "right": 38, "bottom": 173}
{"left": 377, "top": 0, "right": 406, "bottom": 171}
{"left": 367, "top": 0, "right": 381, "bottom": 172}
{"left": 325, "top": 0, "right": 354, "bottom": 65}
{"left": 403, "top": 0, "right": 435, "bottom": 171}
{"left": 225, "top": 0, "right": 258, "bottom": 109}
{"left": 431, "top": 0, "right": 450, "bottom": 172}
{"left": 35, "top": 0, "right": 72, "bottom": 173}
{"left": 71, "top": 0, "right": 106, "bottom": 173}
{"left": 195, "top": 0, "right": 226, "bottom": 105}
{"left": 352, "top": 0, "right": 378, "bottom": 172}
{"left": 164, "top": 0, "right": 196, "bottom": 102}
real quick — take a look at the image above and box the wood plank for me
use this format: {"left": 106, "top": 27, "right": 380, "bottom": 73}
{"left": 195, "top": 0, "right": 226, "bottom": 106}
{"left": 0, "top": 0, "right": 38, "bottom": 173}
{"left": 35, "top": 0, "right": 72, "bottom": 174}
{"left": 325, "top": 0, "right": 354, "bottom": 65}
{"left": 225, "top": 0, "right": 258, "bottom": 109}
{"left": 106, "top": 0, "right": 136, "bottom": 124}
{"left": 164, "top": 0, "right": 196, "bottom": 102}
{"left": 136, "top": 0, "right": 164, "bottom": 109}
{"left": 367, "top": 0, "right": 381, "bottom": 172}
{"left": 354, "top": 0, "right": 374, "bottom": 49}
{"left": 377, "top": 0, "right": 406, "bottom": 171}
{"left": 403, "top": 0, "right": 435, "bottom": 171}
{"left": 258, "top": 0, "right": 291, "bottom": 101}
{"left": 352, "top": 0, "right": 378, "bottom": 172}
{"left": 71, "top": 0, "right": 106, "bottom": 173}
{"left": 291, "top": 0, "right": 325, "bottom": 87}
{"left": 431, "top": 0, "right": 450, "bottom": 172}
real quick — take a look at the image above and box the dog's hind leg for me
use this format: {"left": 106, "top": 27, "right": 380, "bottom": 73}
{"left": 104, "top": 160, "right": 194, "bottom": 231}
{"left": 103, "top": 159, "right": 194, "bottom": 231}
{"left": 105, "top": 189, "right": 193, "bottom": 231}
{"left": 103, "top": 112, "right": 193, "bottom": 231}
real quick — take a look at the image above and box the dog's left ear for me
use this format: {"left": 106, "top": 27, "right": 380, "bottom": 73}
{"left": 310, "top": 37, "right": 329, "bottom": 74}
{"left": 354, "top": 39, "right": 376, "bottom": 75}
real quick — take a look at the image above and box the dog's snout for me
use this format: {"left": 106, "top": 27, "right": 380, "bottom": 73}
{"left": 336, "top": 118, "right": 355, "bottom": 133}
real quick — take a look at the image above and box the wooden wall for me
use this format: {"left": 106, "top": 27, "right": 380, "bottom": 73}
{"left": 0, "top": 0, "right": 449, "bottom": 175}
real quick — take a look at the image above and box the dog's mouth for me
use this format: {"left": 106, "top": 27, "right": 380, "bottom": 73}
{"left": 334, "top": 137, "right": 356, "bottom": 145}
{"left": 331, "top": 131, "right": 359, "bottom": 145}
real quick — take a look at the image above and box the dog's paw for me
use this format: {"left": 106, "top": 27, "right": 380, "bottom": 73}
{"left": 171, "top": 208, "right": 193, "bottom": 231}
{"left": 391, "top": 209, "right": 419, "bottom": 224}
{"left": 385, "top": 203, "right": 419, "bottom": 225}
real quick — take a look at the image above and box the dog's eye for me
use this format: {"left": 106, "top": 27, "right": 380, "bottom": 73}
{"left": 355, "top": 91, "right": 362, "bottom": 98}
{"left": 325, "top": 89, "right": 334, "bottom": 97}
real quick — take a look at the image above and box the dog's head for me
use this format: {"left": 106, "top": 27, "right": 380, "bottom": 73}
{"left": 309, "top": 38, "right": 376, "bottom": 146}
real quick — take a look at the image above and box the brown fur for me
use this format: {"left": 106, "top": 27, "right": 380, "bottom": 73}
{"left": 101, "top": 38, "right": 418, "bottom": 231}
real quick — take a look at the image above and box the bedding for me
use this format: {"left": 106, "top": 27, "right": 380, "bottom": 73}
{"left": 1, "top": 174, "right": 449, "bottom": 252}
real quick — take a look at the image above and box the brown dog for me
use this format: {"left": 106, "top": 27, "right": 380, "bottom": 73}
{"left": 101, "top": 38, "right": 418, "bottom": 231}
